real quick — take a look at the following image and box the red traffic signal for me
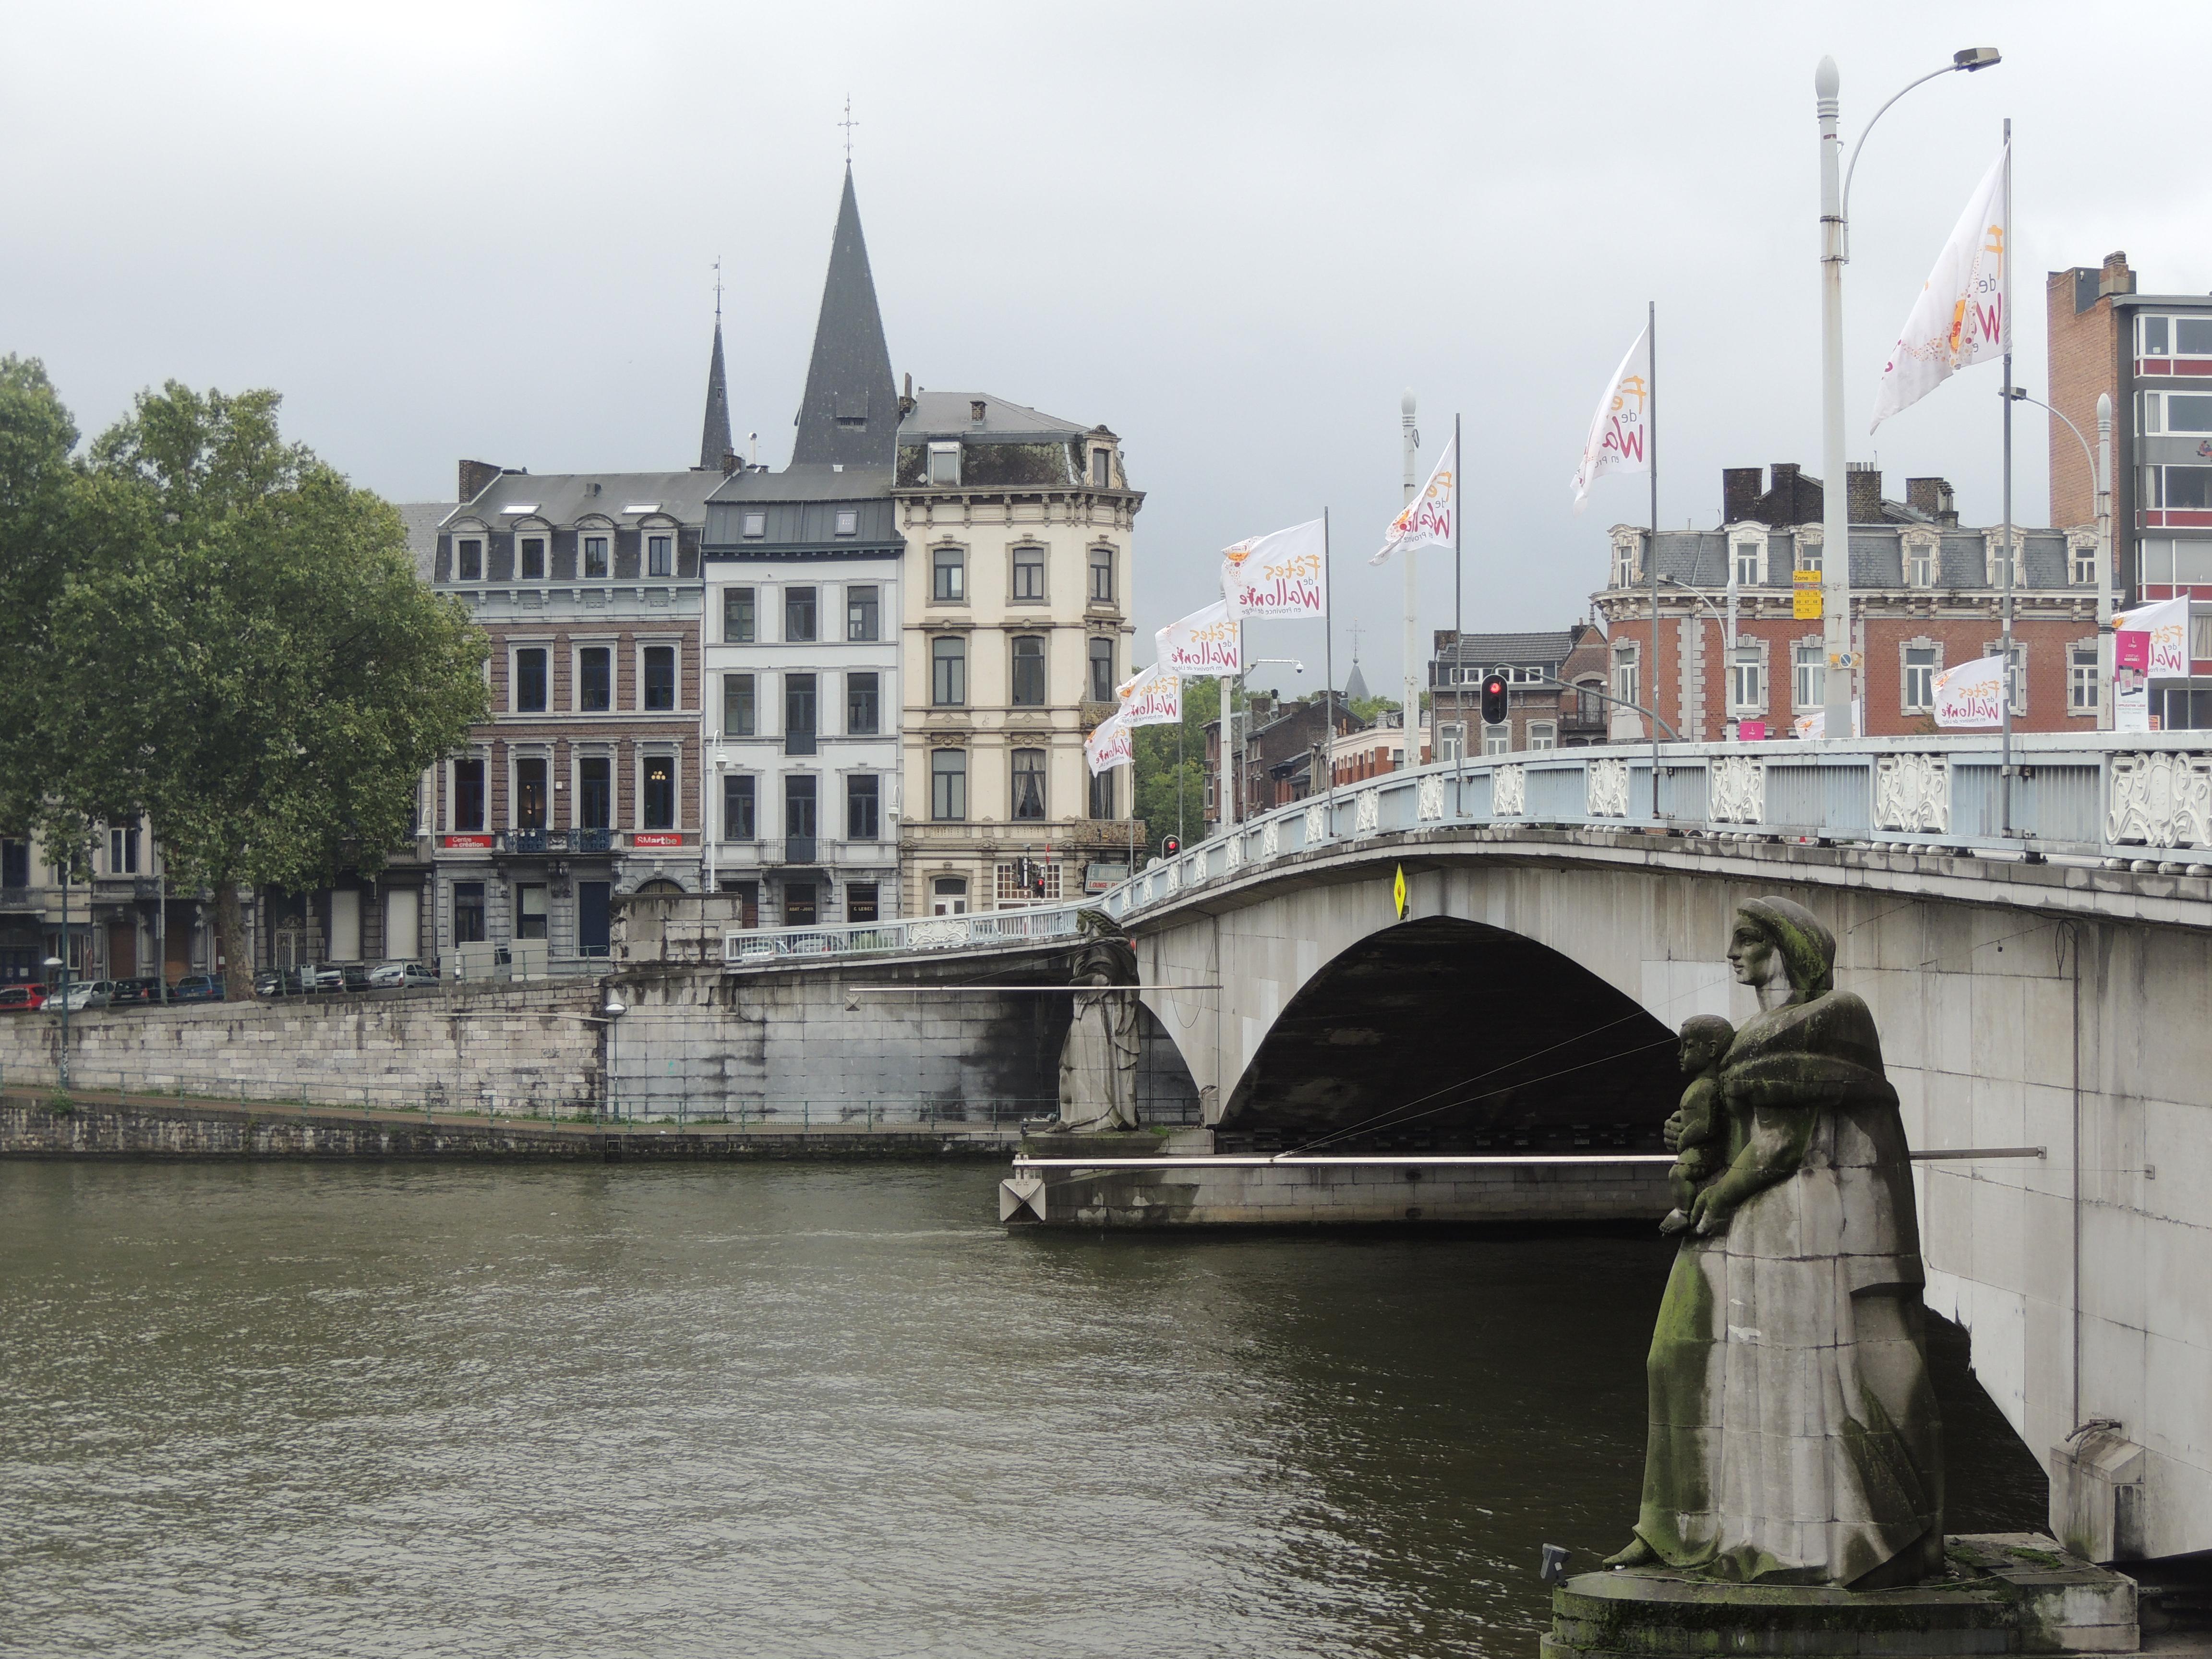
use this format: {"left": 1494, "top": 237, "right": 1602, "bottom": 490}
{"left": 1163, "top": 836, "right": 1181, "bottom": 856}
{"left": 1480, "top": 673, "right": 1510, "bottom": 727}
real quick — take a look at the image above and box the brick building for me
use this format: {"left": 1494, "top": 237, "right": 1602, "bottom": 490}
{"left": 1428, "top": 626, "right": 1607, "bottom": 753}
{"left": 1593, "top": 463, "right": 2104, "bottom": 742}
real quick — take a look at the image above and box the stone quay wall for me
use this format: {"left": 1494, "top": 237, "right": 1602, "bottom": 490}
{"left": 0, "top": 983, "right": 607, "bottom": 1117}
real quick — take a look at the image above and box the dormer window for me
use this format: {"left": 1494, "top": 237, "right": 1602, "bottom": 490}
{"left": 1908, "top": 544, "right": 1935, "bottom": 589}
{"left": 583, "top": 535, "right": 609, "bottom": 579}
{"left": 647, "top": 534, "right": 673, "bottom": 577}
{"left": 834, "top": 509, "right": 859, "bottom": 539}
{"left": 457, "top": 538, "right": 483, "bottom": 582}
{"left": 742, "top": 511, "right": 767, "bottom": 540}
{"left": 927, "top": 442, "right": 961, "bottom": 486}
{"left": 1731, "top": 537, "right": 1762, "bottom": 588}
{"left": 518, "top": 536, "right": 546, "bottom": 581}
{"left": 1091, "top": 448, "right": 1111, "bottom": 488}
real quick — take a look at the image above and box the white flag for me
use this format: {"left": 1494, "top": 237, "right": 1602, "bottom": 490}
{"left": 1084, "top": 710, "right": 1133, "bottom": 776}
{"left": 1155, "top": 601, "right": 1243, "bottom": 675}
{"left": 1570, "top": 323, "right": 1651, "bottom": 512}
{"left": 1222, "top": 517, "right": 1327, "bottom": 618}
{"left": 2115, "top": 596, "right": 2189, "bottom": 678}
{"left": 1870, "top": 145, "right": 2008, "bottom": 431}
{"left": 1932, "top": 655, "right": 2007, "bottom": 729}
{"left": 1373, "top": 434, "right": 1456, "bottom": 565}
{"left": 1115, "top": 662, "right": 1182, "bottom": 727}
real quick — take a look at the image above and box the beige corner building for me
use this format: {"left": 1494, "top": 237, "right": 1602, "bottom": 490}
{"left": 894, "top": 393, "right": 1142, "bottom": 915}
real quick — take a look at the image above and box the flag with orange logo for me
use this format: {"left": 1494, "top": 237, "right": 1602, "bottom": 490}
{"left": 1221, "top": 517, "right": 1327, "bottom": 618}
{"left": 1871, "top": 144, "right": 2008, "bottom": 431}
{"left": 1372, "top": 434, "right": 1456, "bottom": 565}
{"left": 1570, "top": 324, "right": 1652, "bottom": 512}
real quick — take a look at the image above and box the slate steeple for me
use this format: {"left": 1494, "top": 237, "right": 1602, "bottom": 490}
{"left": 698, "top": 310, "right": 733, "bottom": 471}
{"left": 791, "top": 168, "right": 897, "bottom": 469}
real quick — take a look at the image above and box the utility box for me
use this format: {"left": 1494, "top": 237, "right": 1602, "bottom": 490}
{"left": 2051, "top": 1428, "right": 2147, "bottom": 1563}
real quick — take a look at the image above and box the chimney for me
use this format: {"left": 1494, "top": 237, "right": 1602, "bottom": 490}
{"left": 721, "top": 450, "right": 739, "bottom": 476}
{"left": 969, "top": 399, "right": 987, "bottom": 427}
{"left": 1846, "top": 462, "right": 1882, "bottom": 525}
{"left": 2103, "top": 250, "right": 2135, "bottom": 298}
{"left": 1722, "top": 467, "right": 1762, "bottom": 525}
{"left": 1905, "top": 477, "right": 1947, "bottom": 520}
{"left": 457, "top": 459, "right": 503, "bottom": 504}
{"left": 900, "top": 372, "right": 916, "bottom": 418}
{"left": 1936, "top": 481, "right": 1958, "bottom": 527}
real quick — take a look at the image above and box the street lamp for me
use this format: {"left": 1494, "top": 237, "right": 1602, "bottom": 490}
{"left": 1658, "top": 576, "right": 1742, "bottom": 740}
{"left": 2007, "top": 386, "right": 2115, "bottom": 729}
{"left": 1817, "top": 46, "right": 2002, "bottom": 743}
{"left": 43, "top": 954, "right": 69, "bottom": 1090}
{"left": 601, "top": 994, "right": 626, "bottom": 1124}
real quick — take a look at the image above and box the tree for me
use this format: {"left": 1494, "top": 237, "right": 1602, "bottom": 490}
{"left": 51, "top": 383, "right": 488, "bottom": 996}
{"left": 1130, "top": 677, "right": 1240, "bottom": 856}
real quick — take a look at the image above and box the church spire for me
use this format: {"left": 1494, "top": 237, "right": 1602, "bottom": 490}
{"left": 697, "top": 264, "right": 733, "bottom": 471}
{"left": 791, "top": 168, "right": 897, "bottom": 469}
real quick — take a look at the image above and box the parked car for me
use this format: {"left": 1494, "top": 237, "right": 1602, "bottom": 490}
{"left": 302, "top": 962, "right": 348, "bottom": 994}
{"left": 48, "top": 982, "right": 109, "bottom": 1013}
{"left": 168, "top": 974, "right": 224, "bottom": 1003}
{"left": 334, "top": 963, "right": 371, "bottom": 993}
{"left": 107, "top": 976, "right": 163, "bottom": 1007}
{"left": 254, "top": 966, "right": 310, "bottom": 998}
{"left": 367, "top": 961, "right": 440, "bottom": 989}
{"left": 0, "top": 984, "right": 47, "bottom": 1013}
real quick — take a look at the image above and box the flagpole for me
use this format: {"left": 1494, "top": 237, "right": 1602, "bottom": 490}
{"left": 1648, "top": 298, "right": 1661, "bottom": 820}
{"left": 1453, "top": 410, "right": 1464, "bottom": 796}
{"left": 1324, "top": 507, "right": 1336, "bottom": 821}
{"left": 1999, "top": 117, "right": 2015, "bottom": 838}
{"left": 1219, "top": 669, "right": 1236, "bottom": 837}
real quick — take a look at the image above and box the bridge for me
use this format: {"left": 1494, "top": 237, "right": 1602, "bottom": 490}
{"left": 656, "top": 730, "right": 2212, "bottom": 1566}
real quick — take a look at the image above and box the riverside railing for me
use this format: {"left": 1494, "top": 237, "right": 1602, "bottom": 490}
{"left": 721, "top": 732, "right": 2212, "bottom": 968}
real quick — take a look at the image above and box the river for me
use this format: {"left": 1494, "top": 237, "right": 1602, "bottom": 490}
{"left": 0, "top": 1161, "right": 2044, "bottom": 1658}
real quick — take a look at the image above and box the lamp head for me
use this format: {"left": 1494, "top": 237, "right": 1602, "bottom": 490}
{"left": 1952, "top": 46, "right": 2000, "bottom": 71}
{"left": 1814, "top": 55, "right": 1839, "bottom": 99}
{"left": 602, "top": 997, "right": 626, "bottom": 1018}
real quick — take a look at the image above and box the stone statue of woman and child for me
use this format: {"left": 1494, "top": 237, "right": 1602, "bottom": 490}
{"left": 1605, "top": 896, "right": 1945, "bottom": 1590}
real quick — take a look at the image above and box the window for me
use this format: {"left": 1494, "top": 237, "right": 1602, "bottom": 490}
{"left": 1092, "top": 448, "right": 1111, "bottom": 488}
{"left": 515, "top": 884, "right": 547, "bottom": 940}
{"left": 2072, "top": 542, "right": 2098, "bottom": 586}
{"left": 1792, "top": 643, "right": 1825, "bottom": 710}
{"left": 453, "top": 758, "right": 486, "bottom": 831}
{"left": 578, "top": 647, "right": 611, "bottom": 712}
{"left": 518, "top": 537, "right": 546, "bottom": 580}
{"left": 1089, "top": 547, "right": 1115, "bottom": 603}
{"left": 931, "top": 749, "right": 966, "bottom": 820}
{"left": 1987, "top": 640, "right": 2028, "bottom": 715}
{"left": 1732, "top": 540, "right": 1762, "bottom": 588}
{"left": 1989, "top": 536, "right": 2021, "bottom": 588}
{"left": 515, "top": 647, "right": 548, "bottom": 713}
{"left": 2154, "top": 393, "right": 2212, "bottom": 434}
{"left": 453, "top": 881, "right": 486, "bottom": 945}
{"left": 1612, "top": 539, "right": 1638, "bottom": 588}
{"left": 1527, "top": 721, "right": 1558, "bottom": 751}
{"left": 1011, "top": 636, "right": 1046, "bottom": 706}
{"left": 722, "top": 671, "right": 759, "bottom": 737}
{"left": 1903, "top": 646, "right": 1936, "bottom": 713}
{"left": 1611, "top": 642, "right": 1639, "bottom": 713}
{"left": 927, "top": 443, "right": 960, "bottom": 486}
{"left": 847, "top": 774, "right": 879, "bottom": 841}
{"left": 784, "top": 775, "right": 817, "bottom": 845}
{"left": 108, "top": 825, "right": 139, "bottom": 875}
{"left": 1011, "top": 748, "right": 1046, "bottom": 819}
{"left": 1438, "top": 722, "right": 1464, "bottom": 762}
{"left": 846, "top": 585, "right": 879, "bottom": 641}
{"left": 1089, "top": 769, "right": 1115, "bottom": 820}
{"left": 2070, "top": 645, "right": 2101, "bottom": 714}
{"left": 931, "top": 875, "right": 968, "bottom": 916}
{"left": 2, "top": 838, "right": 28, "bottom": 889}
{"left": 723, "top": 774, "right": 756, "bottom": 841}
{"left": 932, "top": 636, "right": 966, "bottom": 706}
{"left": 1908, "top": 543, "right": 1935, "bottom": 589}
{"left": 845, "top": 671, "right": 878, "bottom": 735}
{"left": 1012, "top": 545, "right": 1046, "bottom": 601}
{"left": 847, "top": 883, "right": 879, "bottom": 924}
{"left": 932, "top": 546, "right": 965, "bottom": 601}
{"left": 724, "top": 587, "right": 756, "bottom": 643}
{"left": 998, "top": 861, "right": 1062, "bottom": 903}
{"left": 1797, "top": 539, "right": 1822, "bottom": 576}
{"left": 1089, "top": 637, "right": 1115, "bottom": 702}
{"left": 2180, "top": 318, "right": 2212, "bottom": 356}
{"left": 515, "top": 757, "right": 548, "bottom": 830}
{"left": 741, "top": 511, "right": 767, "bottom": 540}
{"left": 783, "top": 883, "right": 817, "bottom": 926}
{"left": 1575, "top": 679, "right": 1604, "bottom": 722}
{"left": 457, "top": 538, "right": 483, "bottom": 582}
{"left": 1483, "top": 723, "right": 1511, "bottom": 755}
{"left": 785, "top": 673, "right": 817, "bottom": 754}
{"left": 583, "top": 535, "right": 609, "bottom": 579}
{"left": 643, "top": 645, "right": 675, "bottom": 711}
{"left": 647, "top": 534, "right": 673, "bottom": 577}
{"left": 784, "top": 586, "right": 817, "bottom": 643}
{"left": 641, "top": 756, "right": 675, "bottom": 830}
{"left": 834, "top": 509, "right": 859, "bottom": 539}
{"left": 2158, "top": 467, "right": 2212, "bottom": 511}
{"left": 578, "top": 757, "right": 612, "bottom": 830}
{"left": 1730, "top": 647, "right": 1765, "bottom": 714}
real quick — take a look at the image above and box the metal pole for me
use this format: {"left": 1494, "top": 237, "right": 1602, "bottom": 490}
{"left": 1648, "top": 298, "right": 1661, "bottom": 818}
{"left": 1401, "top": 389, "right": 1420, "bottom": 756}
{"left": 1454, "top": 411, "right": 1465, "bottom": 790}
{"left": 58, "top": 843, "right": 72, "bottom": 1089}
{"left": 1999, "top": 118, "right": 2015, "bottom": 836}
{"left": 156, "top": 843, "right": 168, "bottom": 1006}
{"left": 2097, "top": 392, "right": 2115, "bottom": 731}
{"left": 1176, "top": 714, "right": 1185, "bottom": 847}
{"left": 1725, "top": 535, "right": 1740, "bottom": 741}
{"left": 1817, "top": 56, "right": 1853, "bottom": 744}
{"left": 1217, "top": 672, "right": 1236, "bottom": 835}
{"left": 1324, "top": 508, "right": 1336, "bottom": 819}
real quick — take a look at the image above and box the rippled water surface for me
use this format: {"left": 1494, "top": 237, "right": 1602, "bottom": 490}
{"left": 0, "top": 1162, "right": 2044, "bottom": 1658}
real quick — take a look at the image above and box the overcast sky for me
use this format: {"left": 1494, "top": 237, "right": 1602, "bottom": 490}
{"left": 10, "top": 2, "right": 2208, "bottom": 702}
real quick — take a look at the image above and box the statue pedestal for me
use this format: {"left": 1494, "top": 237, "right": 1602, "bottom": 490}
{"left": 1544, "top": 1536, "right": 2138, "bottom": 1659}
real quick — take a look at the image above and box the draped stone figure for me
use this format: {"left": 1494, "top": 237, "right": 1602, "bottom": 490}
{"left": 1606, "top": 896, "right": 1945, "bottom": 1588}
{"left": 1057, "top": 936, "right": 1141, "bottom": 1132}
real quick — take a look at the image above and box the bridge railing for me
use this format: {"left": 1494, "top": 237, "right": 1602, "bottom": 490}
{"left": 721, "top": 733, "right": 2212, "bottom": 964}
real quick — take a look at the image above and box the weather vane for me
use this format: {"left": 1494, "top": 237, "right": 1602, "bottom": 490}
{"left": 712, "top": 256, "right": 722, "bottom": 320}
{"left": 840, "top": 95, "right": 859, "bottom": 163}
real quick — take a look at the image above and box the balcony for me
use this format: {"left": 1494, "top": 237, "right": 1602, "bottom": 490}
{"left": 0, "top": 886, "right": 37, "bottom": 913}
{"left": 785, "top": 730, "right": 817, "bottom": 757}
{"left": 783, "top": 834, "right": 817, "bottom": 865}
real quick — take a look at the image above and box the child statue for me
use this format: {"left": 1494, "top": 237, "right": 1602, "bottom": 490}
{"left": 1659, "top": 1014, "right": 1735, "bottom": 1236}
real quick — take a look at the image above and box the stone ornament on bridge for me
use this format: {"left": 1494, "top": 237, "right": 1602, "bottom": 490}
{"left": 1354, "top": 788, "right": 1380, "bottom": 837}
{"left": 1606, "top": 895, "right": 1943, "bottom": 1588}
{"left": 1491, "top": 763, "right": 1527, "bottom": 816}
{"left": 1873, "top": 753, "right": 1949, "bottom": 835}
{"left": 1709, "top": 755, "right": 1766, "bottom": 826}
{"left": 2105, "top": 750, "right": 2212, "bottom": 850}
{"left": 1418, "top": 774, "right": 1445, "bottom": 821}
{"left": 1586, "top": 757, "right": 1631, "bottom": 819}
{"left": 1261, "top": 818, "right": 1280, "bottom": 860}
{"left": 1304, "top": 802, "right": 1330, "bottom": 843}
{"left": 1056, "top": 933, "right": 1140, "bottom": 1132}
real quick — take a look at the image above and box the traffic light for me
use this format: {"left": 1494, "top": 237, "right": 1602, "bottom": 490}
{"left": 1480, "top": 673, "right": 1510, "bottom": 726}
{"left": 1163, "top": 836, "right": 1181, "bottom": 857}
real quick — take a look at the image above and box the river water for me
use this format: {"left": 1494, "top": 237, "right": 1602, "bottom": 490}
{"left": 0, "top": 1162, "right": 2044, "bottom": 1658}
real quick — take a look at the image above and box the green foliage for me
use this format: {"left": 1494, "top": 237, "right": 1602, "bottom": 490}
{"left": 1347, "top": 693, "right": 1401, "bottom": 723}
{"left": 0, "top": 369, "right": 490, "bottom": 995}
{"left": 1130, "top": 676, "right": 1237, "bottom": 855}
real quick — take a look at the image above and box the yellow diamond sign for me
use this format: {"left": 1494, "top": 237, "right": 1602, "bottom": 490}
{"left": 1393, "top": 864, "right": 1408, "bottom": 919}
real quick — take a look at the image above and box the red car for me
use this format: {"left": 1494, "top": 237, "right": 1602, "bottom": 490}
{"left": 0, "top": 984, "right": 48, "bottom": 1013}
